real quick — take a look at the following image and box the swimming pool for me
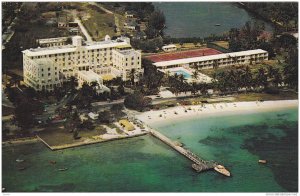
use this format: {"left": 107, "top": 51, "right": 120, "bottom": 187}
{"left": 172, "top": 70, "right": 191, "bottom": 79}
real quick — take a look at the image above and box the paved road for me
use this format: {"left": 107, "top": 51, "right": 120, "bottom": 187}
{"left": 91, "top": 99, "right": 124, "bottom": 107}
{"left": 74, "top": 18, "right": 93, "bottom": 42}
{"left": 36, "top": 93, "right": 77, "bottom": 121}
{"left": 89, "top": 2, "right": 114, "bottom": 14}
{"left": 2, "top": 86, "right": 14, "bottom": 108}
{"left": 114, "top": 15, "right": 121, "bottom": 36}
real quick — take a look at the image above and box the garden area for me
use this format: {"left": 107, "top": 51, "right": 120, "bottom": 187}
{"left": 81, "top": 5, "right": 116, "bottom": 41}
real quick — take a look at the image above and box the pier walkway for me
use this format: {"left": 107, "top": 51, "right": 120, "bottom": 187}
{"left": 149, "top": 129, "right": 216, "bottom": 172}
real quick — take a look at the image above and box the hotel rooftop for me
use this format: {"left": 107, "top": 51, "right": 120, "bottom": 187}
{"left": 23, "top": 39, "right": 129, "bottom": 57}
{"left": 153, "top": 49, "right": 268, "bottom": 67}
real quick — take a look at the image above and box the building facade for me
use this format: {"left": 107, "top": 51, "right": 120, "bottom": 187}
{"left": 112, "top": 49, "right": 142, "bottom": 81}
{"left": 23, "top": 36, "right": 142, "bottom": 91}
{"left": 37, "top": 37, "right": 69, "bottom": 48}
{"left": 162, "top": 44, "right": 177, "bottom": 52}
{"left": 153, "top": 49, "right": 268, "bottom": 70}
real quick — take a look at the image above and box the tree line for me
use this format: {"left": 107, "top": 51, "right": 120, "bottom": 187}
{"left": 241, "top": 2, "right": 298, "bottom": 31}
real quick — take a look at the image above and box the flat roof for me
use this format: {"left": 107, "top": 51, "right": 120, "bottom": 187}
{"left": 23, "top": 40, "right": 129, "bottom": 57}
{"left": 116, "top": 49, "right": 138, "bottom": 56}
{"left": 162, "top": 44, "right": 177, "bottom": 49}
{"left": 23, "top": 45, "right": 77, "bottom": 56}
{"left": 115, "top": 44, "right": 131, "bottom": 49}
{"left": 153, "top": 49, "right": 268, "bottom": 67}
{"left": 146, "top": 48, "right": 222, "bottom": 63}
{"left": 38, "top": 37, "right": 68, "bottom": 44}
{"left": 78, "top": 70, "right": 102, "bottom": 81}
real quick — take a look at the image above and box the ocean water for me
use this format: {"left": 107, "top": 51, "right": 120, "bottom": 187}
{"left": 154, "top": 2, "right": 274, "bottom": 38}
{"left": 2, "top": 107, "right": 298, "bottom": 192}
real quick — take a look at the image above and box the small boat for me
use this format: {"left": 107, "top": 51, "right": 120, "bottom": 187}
{"left": 214, "top": 165, "right": 231, "bottom": 177}
{"left": 258, "top": 160, "right": 267, "bottom": 164}
{"left": 58, "top": 168, "right": 68, "bottom": 171}
{"left": 49, "top": 160, "right": 56, "bottom": 164}
{"left": 16, "top": 159, "right": 24, "bottom": 163}
{"left": 17, "top": 167, "right": 26, "bottom": 171}
{"left": 192, "top": 164, "right": 203, "bottom": 172}
{"left": 215, "top": 24, "right": 221, "bottom": 26}
{"left": 174, "top": 141, "right": 183, "bottom": 147}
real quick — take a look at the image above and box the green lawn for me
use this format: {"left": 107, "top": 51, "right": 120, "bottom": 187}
{"left": 83, "top": 9, "right": 116, "bottom": 41}
{"left": 212, "top": 41, "right": 229, "bottom": 49}
{"left": 38, "top": 124, "right": 108, "bottom": 146}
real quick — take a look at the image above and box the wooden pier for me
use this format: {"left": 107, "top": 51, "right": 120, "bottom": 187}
{"left": 149, "top": 128, "right": 231, "bottom": 176}
{"left": 149, "top": 129, "right": 216, "bottom": 172}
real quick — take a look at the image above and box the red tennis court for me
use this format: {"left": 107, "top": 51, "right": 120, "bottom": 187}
{"left": 145, "top": 48, "right": 222, "bottom": 63}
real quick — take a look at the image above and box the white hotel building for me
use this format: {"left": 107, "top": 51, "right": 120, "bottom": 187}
{"left": 22, "top": 36, "right": 142, "bottom": 91}
{"left": 153, "top": 49, "right": 268, "bottom": 70}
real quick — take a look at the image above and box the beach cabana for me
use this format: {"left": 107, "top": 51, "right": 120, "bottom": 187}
{"left": 119, "top": 120, "right": 135, "bottom": 131}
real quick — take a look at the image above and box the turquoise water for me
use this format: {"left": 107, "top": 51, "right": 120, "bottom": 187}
{"left": 172, "top": 70, "right": 191, "bottom": 79}
{"left": 154, "top": 2, "right": 274, "bottom": 38}
{"left": 2, "top": 107, "right": 298, "bottom": 192}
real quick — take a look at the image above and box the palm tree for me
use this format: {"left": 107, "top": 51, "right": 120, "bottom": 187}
{"left": 272, "top": 68, "right": 282, "bottom": 87}
{"left": 179, "top": 74, "right": 185, "bottom": 84}
{"left": 129, "top": 68, "right": 136, "bottom": 86}
{"left": 267, "top": 65, "right": 275, "bottom": 79}
{"left": 193, "top": 41, "right": 198, "bottom": 48}
{"left": 163, "top": 70, "right": 171, "bottom": 85}
{"left": 191, "top": 82, "right": 197, "bottom": 95}
{"left": 255, "top": 68, "right": 268, "bottom": 90}
{"left": 173, "top": 73, "right": 179, "bottom": 80}
{"left": 69, "top": 76, "right": 78, "bottom": 92}
{"left": 192, "top": 69, "right": 199, "bottom": 82}
{"left": 249, "top": 56, "right": 254, "bottom": 65}
{"left": 232, "top": 56, "right": 238, "bottom": 65}
{"left": 242, "top": 66, "right": 253, "bottom": 91}
{"left": 212, "top": 60, "right": 219, "bottom": 69}
{"left": 227, "top": 69, "right": 238, "bottom": 92}
{"left": 179, "top": 42, "right": 184, "bottom": 49}
{"left": 214, "top": 71, "right": 227, "bottom": 94}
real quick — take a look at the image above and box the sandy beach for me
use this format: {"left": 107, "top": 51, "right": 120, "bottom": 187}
{"left": 136, "top": 100, "right": 298, "bottom": 126}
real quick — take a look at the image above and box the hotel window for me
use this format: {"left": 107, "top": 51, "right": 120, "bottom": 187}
{"left": 48, "top": 73, "right": 51, "bottom": 76}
